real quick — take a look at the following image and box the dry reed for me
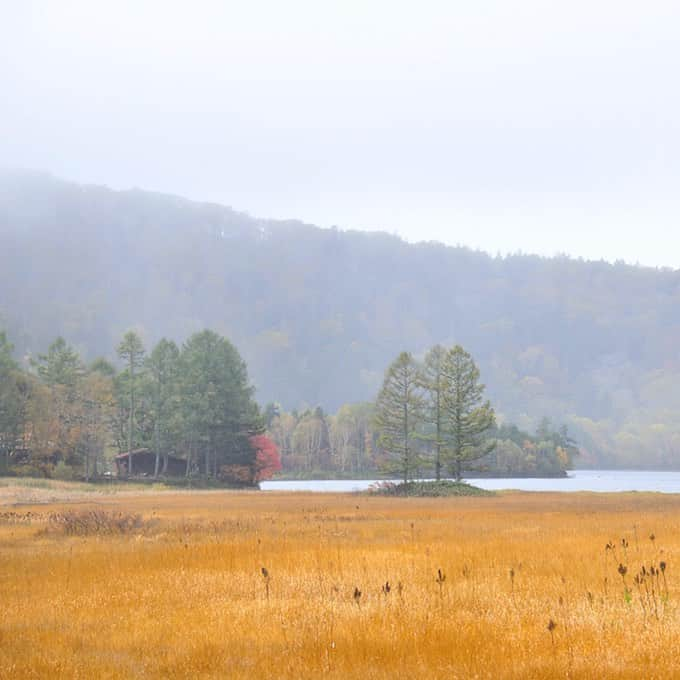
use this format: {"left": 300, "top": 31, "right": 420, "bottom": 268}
{"left": 2, "top": 491, "right": 680, "bottom": 678}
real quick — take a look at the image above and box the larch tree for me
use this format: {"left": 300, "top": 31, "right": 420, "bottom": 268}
{"left": 419, "top": 344, "right": 447, "bottom": 481}
{"left": 117, "top": 331, "right": 145, "bottom": 476}
{"left": 0, "top": 332, "right": 22, "bottom": 474}
{"left": 34, "top": 337, "right": 83, "bottom": 387}
{"left": 143, "top": 338, "right": 180, "bottom": 478}
{"left": 440, "top": 345, "right": 496, "bottom": 480}
{"left": 374, "top": 351, "right": 423, "bottom": 483}
{"left": 32, "top": 337, "right": 85, "bottom": 474}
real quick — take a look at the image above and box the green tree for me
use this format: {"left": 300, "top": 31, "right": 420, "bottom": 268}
{"left": 34, "top": 337, "right": 83, "bottom": 386}
{"left": 0, "top": 332, "right": 23, "bottom": 473}
{"left": 419, "top": 344, "right": 447, "bottom": 480}
{"left": 441, "top": 345, "right": 496, "bottom": 480}
{"left": 143, "top": 338, "right": 180, "bottom": 477}
{"left": 117, "top": 331, "right": 145, "bottom": 475}
{"left": 31, "top": 337, "right": 86, "bottom": 475}
{"left": 374, "top": 351, "right": 423, "bottom": 483}
{"left": 179, "top": 330, "right": 260, "bottom": 481}
{"left": 79, "top": 369, "right": 115, "bottom": 480}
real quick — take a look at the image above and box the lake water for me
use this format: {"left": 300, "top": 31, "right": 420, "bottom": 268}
{"left": 261, "top": 470, "right": 680, "bottom": 494}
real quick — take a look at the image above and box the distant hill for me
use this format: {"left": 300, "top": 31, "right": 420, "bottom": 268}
{"left": 2, "top": 170, "right": 680, "bottom": 467}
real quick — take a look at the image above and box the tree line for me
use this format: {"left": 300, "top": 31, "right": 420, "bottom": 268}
{"left": 5, "top": 172, "right": 680, "bottom": 471}
{"left": 0, "top": 329, "right": 280, "bottom": 484}
{"left": 0, "top": 327, "right": 577, "bottom": 482}
{"left": 264, "top": 345, "right": 578, "bottom": 480}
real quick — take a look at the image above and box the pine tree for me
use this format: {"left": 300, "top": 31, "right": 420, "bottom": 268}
{"left": 143, "top": 339, "right": 180, "bottom": 478}
{"left": 117, "top": 331, "right": 145, "bottom": 475}
{"left": 419, "top": 344, "right": 447, "bottom": 480}
{"left": 374, "top": 352, "right": 423, "bottom": 483}
{"left": 0, "top": 332, "right": 21, "bottom": 473}
{"left": 179, "top": 330, "right": 259, "bottom": 480}
{"left": 440, "top": 345, "right": 495, "bottom": 480}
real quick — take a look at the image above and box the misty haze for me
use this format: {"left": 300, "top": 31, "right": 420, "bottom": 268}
{"left": 2, "top": 2, "right": 680, "bottom": 678}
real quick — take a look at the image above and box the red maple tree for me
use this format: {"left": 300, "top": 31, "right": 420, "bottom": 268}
{"left": 250, "top": 434, "right": 282, "bottom": 482}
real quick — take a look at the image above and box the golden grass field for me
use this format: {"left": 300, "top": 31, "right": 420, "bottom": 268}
{"left": 2, "top": 483, "right": 680, "bottom": 678}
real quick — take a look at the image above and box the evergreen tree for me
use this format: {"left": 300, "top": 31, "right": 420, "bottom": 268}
{"left": 32, "top": 337, "right": 85, "bottom": 474}
{"left": 179, "top": 330, "right": 260, "bottom": 481}
{"left": 0, "top": 332, "right": 22, "bottom": 473}
{"left": 374, "top": 351, "right": 423, "bottom": 483}
{"left": 117, "top": 331, "right": 145, "bottom": 475}
{"left": 419, "top": 344, "right": 447, "bottom": 481}
{"left": 440, "top": 345, "right": 496, "bottom": 480}
{"left": 34, "top": 337, "right": 83, "bottom": 386}
{"left": 143, "top": 338, "right": 180, "bottom": 477}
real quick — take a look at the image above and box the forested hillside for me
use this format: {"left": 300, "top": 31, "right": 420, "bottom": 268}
{"left": 2, "top": 170, "right": 680, "bottom": 467}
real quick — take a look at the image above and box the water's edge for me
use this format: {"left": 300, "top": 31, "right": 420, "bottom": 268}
{"left": 261, "top": 470, "right": 680, "bottom": 494}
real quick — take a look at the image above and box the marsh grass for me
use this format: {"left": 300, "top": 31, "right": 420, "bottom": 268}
{"left": 2, "top": 491, "right": 680, "bottom": 678}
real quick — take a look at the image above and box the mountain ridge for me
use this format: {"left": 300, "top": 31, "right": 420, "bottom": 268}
{"left": 2, "top": 171, "right": 680, "bottom": 466}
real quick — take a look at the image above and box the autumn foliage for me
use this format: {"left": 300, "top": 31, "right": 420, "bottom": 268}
{"left": 250, "top": 434, "right": 282, "bottom": 481}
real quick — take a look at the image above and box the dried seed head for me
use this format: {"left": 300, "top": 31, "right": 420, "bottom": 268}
{"left": 261, "top": 567, "right": 269, "bottom": 579}
{"left": 650, "top": 533, "right": 656, "bottom": 542}
{"left": 547, "top": 619, "right": 557, "bottom": 632}
{"left": 660, "top": 561, "right": 667, "bottom": 573}
{"left": 353, "top": 587, "right": 362, "bottom": 602}
{"left": 618, "top": 564, "right": 627, "bottom": 577}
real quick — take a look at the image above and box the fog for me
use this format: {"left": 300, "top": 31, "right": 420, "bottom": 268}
{"left": 2, "top": 1, "right": 679, "bottom": 266}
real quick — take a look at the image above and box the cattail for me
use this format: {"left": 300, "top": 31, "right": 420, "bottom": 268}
{"left": 436, "top": 569, "right": 446, "bottom": 598}
{"left": 261, "top": 567, "right": 270, "bottom": 600}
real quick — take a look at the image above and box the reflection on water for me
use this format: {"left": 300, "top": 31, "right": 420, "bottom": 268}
{"left": 261, "top": 470, "right": 680, "bottom": 494}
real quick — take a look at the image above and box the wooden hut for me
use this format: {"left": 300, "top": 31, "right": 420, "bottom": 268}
{"left": 114, "top": 449, "right": 187, "bottom": 477}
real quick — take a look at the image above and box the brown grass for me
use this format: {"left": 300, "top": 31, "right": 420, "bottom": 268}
{"left": 2, "top": 490, "right": 680, "bottom": 678}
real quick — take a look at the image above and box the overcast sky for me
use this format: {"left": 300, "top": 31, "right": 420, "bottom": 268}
{"left": 2, "top": 1, "right": 679, "bottom": 267}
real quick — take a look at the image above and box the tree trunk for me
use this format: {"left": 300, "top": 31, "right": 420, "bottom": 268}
{"left": 153, "top": 417, "right": 160, "bottom": 479}
{"left": 127, "top": 357, "right": 134, "bottom": 477}
{"left": 435, "top": 389, "right": 441, "bottom": 481}
{"left": 403, "top": 397, "right": 408, "bottom": 484}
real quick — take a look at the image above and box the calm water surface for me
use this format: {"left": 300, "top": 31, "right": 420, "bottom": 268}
{"left": 261, "top": 470, "right": 680, "bottom": 494}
